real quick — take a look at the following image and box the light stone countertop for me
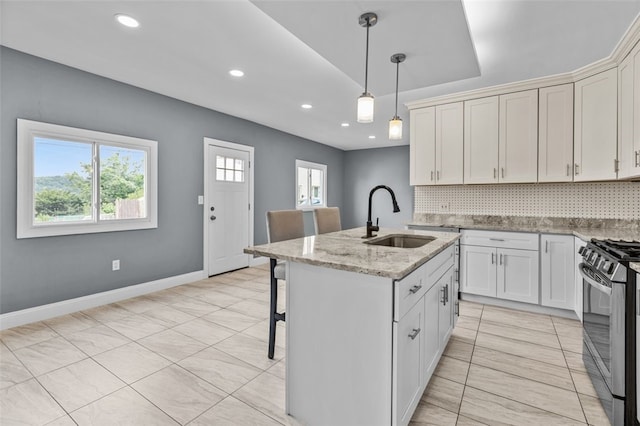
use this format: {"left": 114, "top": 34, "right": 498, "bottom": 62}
{"left": 244, "top": 227, "right": 459, "bottom": 280}
{"left": 632, "top": 263, "right": 640, "bottom": 274}
{"left": 408, "top": 214, "right": 640, "bottom": 242}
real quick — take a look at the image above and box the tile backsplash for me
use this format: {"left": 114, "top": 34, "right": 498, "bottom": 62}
{"left": 414, "top": 182, "right": 640, "bottom": 220}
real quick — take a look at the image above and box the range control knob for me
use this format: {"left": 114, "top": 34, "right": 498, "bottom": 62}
{"left": 602, "top": 261, "right": 614, "bottom": 274}
{"left": 578, "top": 246, "right": 586, "bottom": 255}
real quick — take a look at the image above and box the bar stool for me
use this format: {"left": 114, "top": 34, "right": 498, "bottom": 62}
{"left": 313, "top": 207, "right": 342, "bottom": 234}
{"left": 265, "top": 209, "right": 305, "bottom": 359}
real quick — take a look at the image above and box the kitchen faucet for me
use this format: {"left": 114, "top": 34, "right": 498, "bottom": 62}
{"left": 364, "top": 185, "right": 400, "bottom": 238}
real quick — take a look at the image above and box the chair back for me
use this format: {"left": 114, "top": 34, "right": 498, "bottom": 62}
{"left": 313, "top": 207, "right": 342, "bottom": 235}
{"left": 266, "top": 209, "right": 305, "bottom": 243}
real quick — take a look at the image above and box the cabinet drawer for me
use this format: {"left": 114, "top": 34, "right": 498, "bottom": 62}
{"left": 394, "top": 265, "right": 427, "bottom": 322}
{"left": 460, "top": 230, "right": 538, "bottom": 251}
{"left": 425, "top": 245, "right": 455, "bottom": 286}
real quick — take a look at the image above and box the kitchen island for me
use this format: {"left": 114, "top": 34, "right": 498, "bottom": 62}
{"left": 244, "top": 227, "right": 459, "bottom": 426}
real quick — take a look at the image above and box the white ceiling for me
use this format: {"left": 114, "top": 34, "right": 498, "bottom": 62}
{"left": 1, "top": 1, "right": 639, "bottom": 151}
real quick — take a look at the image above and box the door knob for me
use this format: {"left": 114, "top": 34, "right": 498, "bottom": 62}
{"left": 210, "top": 215, "right": 216, "bottom": 221}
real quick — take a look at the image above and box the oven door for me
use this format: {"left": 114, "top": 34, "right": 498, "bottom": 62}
{"left": 581, "top": 263, "right": 612, "bottom": 383}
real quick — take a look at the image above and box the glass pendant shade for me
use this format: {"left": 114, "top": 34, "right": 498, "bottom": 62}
{"left": 357, "top": 93, "right": 375, "bottom": 123}
{"left": 389, "top": 117, "right": 403, "bottom": 140}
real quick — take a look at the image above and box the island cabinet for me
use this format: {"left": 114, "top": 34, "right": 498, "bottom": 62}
{"left": 286, "top": 244, "right": 455, "bottom": 426}
{"left": 409, "top": 103, "right": 463, "bottom": 186}
{"left": 460, "top": 230, "right": 539, "bottom": 304}
{"left": 574, "top": 68, "right": 618, "bottom": 181}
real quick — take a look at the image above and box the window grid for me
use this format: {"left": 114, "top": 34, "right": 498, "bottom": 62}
{"left": 216, "top": 155, "right": 245, "bottom": 183}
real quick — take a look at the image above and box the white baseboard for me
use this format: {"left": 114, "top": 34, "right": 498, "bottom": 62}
{"left": 460, "top": 293, "right": 579, "bottom": 320}
{"left": 0, "top": 270, "right": 206, "bottom": 331}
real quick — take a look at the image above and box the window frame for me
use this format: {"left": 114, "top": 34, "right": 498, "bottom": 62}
{"left": 17, "top": 119, "right": 158, "bottom": 238}
{"left": 295, "top": 159, "right": 327, "bottom": 210}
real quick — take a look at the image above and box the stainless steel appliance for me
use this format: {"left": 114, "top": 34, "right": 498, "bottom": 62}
{"left": 578, "top": 239, "right": 640, "bottom": 425}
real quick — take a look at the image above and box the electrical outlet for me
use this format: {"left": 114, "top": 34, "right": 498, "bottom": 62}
{"left": 112, "top": 259, "right": 120, "bottom": 271}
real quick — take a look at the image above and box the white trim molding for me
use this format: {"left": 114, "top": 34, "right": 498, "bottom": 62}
{"left": 406, "top": 13, "right": 640, "bottom": 111}
{"left": 0, "top": 270, "right": 206, "bottom": 330}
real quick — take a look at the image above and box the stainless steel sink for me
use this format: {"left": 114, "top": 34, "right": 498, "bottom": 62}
{"left": 364, "top": 234, "right": 436, "bottom": 248}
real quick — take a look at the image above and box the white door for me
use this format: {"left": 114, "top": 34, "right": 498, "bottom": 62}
{"left": 460, "top": 245, "right": 497, "bottom": 297}
{"left": 497, "top": 248, "right": 539, "bottom": 304}
{"left": 464, "top": 96, "right": 499, "bottom": 184}
{"left": 207, "top": 144, "right": 251, "bottom": 275}
{"left": 498, "top": 89, "right": 538, "bottom": 183}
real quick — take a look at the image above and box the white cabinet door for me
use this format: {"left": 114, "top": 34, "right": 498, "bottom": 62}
{"left": 464, "top": 96, "right": 499, "bottom": 184}
{"left": 497, "top": 248, "right": 539, "bottom": 304}
{"left": 410, "top": 107, "right": 436, "bottom": 185}
{"left": 574, "top": 68, "right": 618, "bottom": 181}
{"left": 438, "top": 268, "right": 454, "bottom": 348}
{"left": 460, "top": 245, "right": 497, "bottom": 297}
{"left": 539, "top": 84, "right": 574, "bottom": 182}
{"left": 422, "top": 280, "right": 441, "bottom": 382}
{"left": 541, "top": 234, "right": 576, "bottom": 310}
{"left": 498, "top": 89, "right": 538, "bottom": 183}
{"left": 393, "top": 300, "right": 423, "bottom": 426}
{"left": 435, "top": 102, "right": 464, "bottom": 185}
{"left": 618, "top": 46, "right": 640, "bottom": 179}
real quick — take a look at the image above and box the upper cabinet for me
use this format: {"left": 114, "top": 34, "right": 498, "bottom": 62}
{"left": 464, "top": 96, "right": 499, "bottom": 184}
{"left": 574, "top": 68, "right": 618, "bottom": 181}
{"left": 410, "top": 103, "right": 463, "bottom": 186}
{"left": 409, "top": 107, "right": 435, "bottom": 186}
{"left": 464, "top": 90, "right": 538, "bottom": 184}
{"left": 618, "top": 44, "right": 640, "bottom": 179}
{"left": 539, "top": 84, "right": 574, "bottom": 182}
{"left": 498, "top": 90, "right": 538, "bottom": 183}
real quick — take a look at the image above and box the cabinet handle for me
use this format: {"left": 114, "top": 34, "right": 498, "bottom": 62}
{"left": 408, "top": 328, "right": 421, "bottom": 340}
{"left": 455, "top": 301, "right": 459, "bottom": 316}
{"left": 566, "top": 164, "right": 570, "bottom": 176}
{"left": 437, "top": 170, "right": 440, "bottom": 181}
{"left": 499, "top": 253, "right": 503, "bottom": 265}
{"left": 636, "top": 151, "right": 640, "bottom": 167}
{"left": 445, "top": 283, "right": 449, "bottom": 303}
{"left": 489, "top": 238, "right": 505, "bottom": 242}
{"left": 493, "top": 168, "right": 497, "bottom": 179}
{"left": 431, "top": 171, "right": 434, "bottom": 181}
{"left": 545, "top": 240, "right": 549, "bottom": 253}
{"left": 501, "top": 167, "right": 505, "bottom": 178}
{"left": 491, "top": 252, "right": 495, "bottom": 264}
{"left": 575, "top": 163, "right": 580, "bottom": 175}
{"left": 454, "top": 268, "right": 459, "bottom": 283}
{"left": 409, "top": 284, "right": 423, "bottom": 294}
{"left": 614, "top": 159, "right": 619, "bottom": 173}
{"left": 441, "top": 286, "right": 447, "bottom": 305}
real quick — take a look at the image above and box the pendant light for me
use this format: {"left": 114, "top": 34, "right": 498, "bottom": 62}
{"left": 389, "top": 53, "right": 406, "bottom": 140}
{"left": 357, "top": 12, "right": 377, "bottom": 123}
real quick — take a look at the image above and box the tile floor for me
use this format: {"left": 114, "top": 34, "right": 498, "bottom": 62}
{"left": 0, "top": 265, "right": 609, "bottom": 425}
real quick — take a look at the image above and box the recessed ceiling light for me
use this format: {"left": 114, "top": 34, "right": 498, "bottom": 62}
{"left": 368, "top": 135, "right": 376, "bottom": 139}
{"left": 341, "top": 122, "right": 350, "bottom": 127}
{"left": 115, "top": 14, "right": 139, "bottom": 28}
{"left": 229, "top": 69, "right": 244, "bottom": 77}
{"left": 301, "top": 104, "right": 313, "bottom": 109}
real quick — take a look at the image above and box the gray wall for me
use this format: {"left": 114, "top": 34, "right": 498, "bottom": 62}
{"left": 0, "top": 47, "right": 343, "bottom": 314}
{"left": 342, "top": 146, "right": 413, "bottom": 230}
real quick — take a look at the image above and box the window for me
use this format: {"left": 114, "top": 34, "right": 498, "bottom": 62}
{"left": 216, "top": 155, "right": 245, "bottom": 182}
{"left": 17, "top": 119, "right": 158, "bottom": 238}
{"left": 296, "top": 159, "right": 327, "bottom": 209}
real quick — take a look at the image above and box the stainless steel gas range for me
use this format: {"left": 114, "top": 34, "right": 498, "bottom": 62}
{"left": 578, "top": 239, "right": 640, "bottom": 425}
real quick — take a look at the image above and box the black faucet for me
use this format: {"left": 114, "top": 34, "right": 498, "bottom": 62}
{"left": 364, "top": 185, "right": 400, "bottom": 238}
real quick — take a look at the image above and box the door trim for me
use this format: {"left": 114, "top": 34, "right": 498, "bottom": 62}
{"left": 203, "top": 138, "right": 255, "bottom": 275}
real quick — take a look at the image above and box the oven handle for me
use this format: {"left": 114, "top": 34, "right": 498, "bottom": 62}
{"left": 578, "top": 263, "right": 612, "bottom": 296}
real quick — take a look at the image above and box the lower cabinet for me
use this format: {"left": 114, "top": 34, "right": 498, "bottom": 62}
{"left": 540, "top": 234, "right": 576, "bottom": 310}
{"left": 437, "top": 267, "right": 455, "bottom": 347}
{"left": 394, "top": 299, "right": 423, "bottom": 426}
{"left": 461, "top": 244, "right": 539, "bottom": 304}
